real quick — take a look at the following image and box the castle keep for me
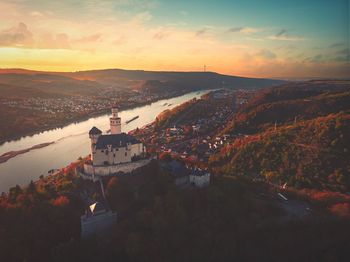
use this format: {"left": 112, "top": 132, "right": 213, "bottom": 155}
{"left": 82, "top": 105, "right": 146, "bottom": 179}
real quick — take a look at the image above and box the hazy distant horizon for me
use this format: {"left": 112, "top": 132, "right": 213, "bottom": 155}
{"left": 0, "top": 0, "right": 348, "bottom": 79}
{"left": 1, "top": 66, "right": 349, "bottom": 82}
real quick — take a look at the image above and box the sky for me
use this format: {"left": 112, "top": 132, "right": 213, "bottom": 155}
{"left": 0, "top": 0, "right": 349, "bottom": 78}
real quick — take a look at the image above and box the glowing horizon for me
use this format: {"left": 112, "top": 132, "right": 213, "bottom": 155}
{"left": 0, "top": 0, "right": 349, "bottom": 78}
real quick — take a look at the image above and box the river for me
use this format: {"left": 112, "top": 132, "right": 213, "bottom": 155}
{"left": 0, "top": 90, "right": 210, "bottom": 193}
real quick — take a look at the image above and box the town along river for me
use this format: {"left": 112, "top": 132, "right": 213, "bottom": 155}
{"left": 0, "top": 90, "right": 210, "bottom": 193}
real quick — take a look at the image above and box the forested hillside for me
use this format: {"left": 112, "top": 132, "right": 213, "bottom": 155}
{"left": 2, "top": 160, "right": 350, "bottom": 262}
{"left": 224, "top": 80, "right": 350, "bottom": 134}
{"left": 211, "top": 80, "right": 350, "bottom": 191}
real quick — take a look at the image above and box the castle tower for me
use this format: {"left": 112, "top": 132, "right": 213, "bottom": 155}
{"left": 110, "top": 105, "right": 121, "bottom": 134}
{"left": 89, "top": 126, "right": 102, "bottom": 161}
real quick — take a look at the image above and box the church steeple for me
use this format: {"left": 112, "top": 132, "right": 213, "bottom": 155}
{"left": 110, "top": 105, "right": 121, "bottom": 134}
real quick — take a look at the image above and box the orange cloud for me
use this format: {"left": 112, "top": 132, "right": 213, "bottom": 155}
{"left": 0, "top": 2, "right": 347, "bottom": 79}
{"left": 75, "top": 33, "right": 102, "bottom": 43}
{"left": 0, "top": 22, "right": 34, "bottom": 47}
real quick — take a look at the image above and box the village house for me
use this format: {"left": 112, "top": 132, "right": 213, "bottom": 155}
{"left": 81, "top": 201, "right": 117, "bottom": 238}
{"left": 161, "top": 159, "right": 211, "bottom": 188}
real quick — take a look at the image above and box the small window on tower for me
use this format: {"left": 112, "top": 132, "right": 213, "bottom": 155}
{"left": 125, "top": 152, "right": 127, "bottom": 156}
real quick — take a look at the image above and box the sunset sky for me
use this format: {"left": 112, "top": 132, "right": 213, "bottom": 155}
{"left": 0, "top": 0, "right": 349, "bottom": 78}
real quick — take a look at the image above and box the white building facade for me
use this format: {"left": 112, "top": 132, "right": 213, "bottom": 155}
{"left": 83, "top": 105, "right": 146, "bottom": 178}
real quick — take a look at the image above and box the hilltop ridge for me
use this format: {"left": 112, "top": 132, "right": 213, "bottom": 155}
{"left": 0, "top": 68, "right": 285, "bottom": 96}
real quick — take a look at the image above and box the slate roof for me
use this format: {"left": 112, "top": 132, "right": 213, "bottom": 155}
{"left": 89, "top": 202, "right": 106, "bottom": 214}
{"left": 162, "top": 160, "right": 190, "bottom": 178}
{"left": 89, "top": 126, "right": 102, "bottom": 135}
{"left": 96, "top": 133, "right": 141, "bottom": 149}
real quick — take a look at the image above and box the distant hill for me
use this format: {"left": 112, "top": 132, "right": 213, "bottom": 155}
{"left": 0, "top": 68, "right": 285, "bottom": 98}
{"left": 0, "top": 73, "right": 106, "bottom": 97}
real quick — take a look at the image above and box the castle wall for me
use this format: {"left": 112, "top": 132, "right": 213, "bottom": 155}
{"left": 83, "top": 158, "right": 152, "bottom": 178}
{"left": 93, "top": 146, "right": 131, "bottom": 166}
{"left": 109, "top": 146, "right": 132, "bottom": 164}
{"left": 93, "top": 142, "right": 145, "bottom": 166}
{"left": 130, "top": 142, "right": 145, "bottom": 157}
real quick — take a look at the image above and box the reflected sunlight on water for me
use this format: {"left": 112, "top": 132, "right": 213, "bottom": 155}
{"left": 0, "top": 90, "right": 210, "bottom": 192}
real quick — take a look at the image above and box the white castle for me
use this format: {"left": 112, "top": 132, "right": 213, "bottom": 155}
{"left": 89, "top": 105, "right": 145, "bottom": 165}
{"left": 82, "top": 105, "right": 147, "bottom": 179}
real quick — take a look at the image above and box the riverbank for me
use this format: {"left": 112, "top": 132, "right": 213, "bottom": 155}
{"left": 0, "top": 90, "right": 211, "bottom": 193}
{"left": 0, "top": 89, "right": 209, "bottom": 145}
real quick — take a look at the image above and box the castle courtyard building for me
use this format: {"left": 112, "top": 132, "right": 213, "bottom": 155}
{"left": 82, "top": 105, "right": 146, "bottom": 179}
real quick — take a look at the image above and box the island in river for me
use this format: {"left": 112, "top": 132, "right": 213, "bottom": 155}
{"left": 0, "top": 142, "right": 54, "bottom": 164}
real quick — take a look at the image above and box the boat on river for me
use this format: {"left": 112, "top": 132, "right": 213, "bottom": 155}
{"left": 125, "top": 115, "right": 139, "bottom": 124}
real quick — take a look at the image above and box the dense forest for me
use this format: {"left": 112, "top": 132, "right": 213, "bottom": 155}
{"left": 1, "top": 160, "right": 350, "bottom": 261}
{"left": 0, "top": 161, "right": 85, "bottom": 261}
